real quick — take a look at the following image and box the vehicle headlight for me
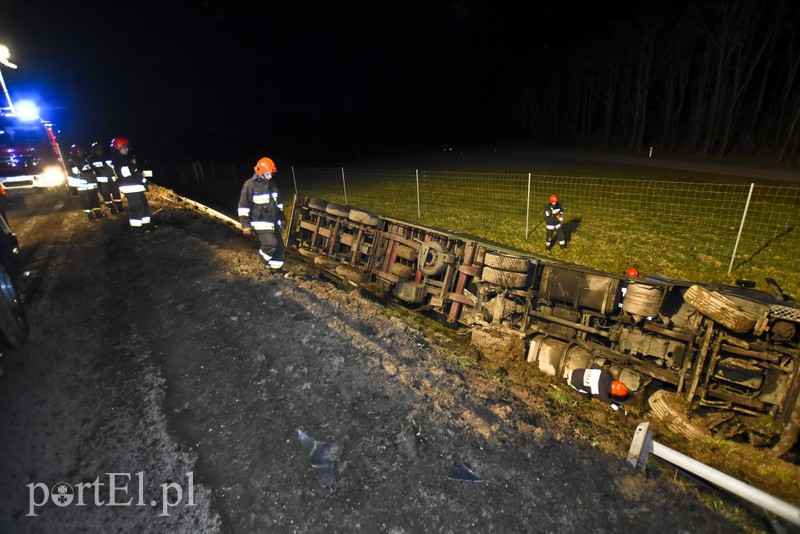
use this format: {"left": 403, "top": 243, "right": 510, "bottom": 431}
{"left": 40, "top": 165, "right": 67, "bottom": 186}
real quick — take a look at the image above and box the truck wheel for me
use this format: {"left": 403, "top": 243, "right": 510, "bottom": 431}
{"left": 308, "top": 198, "right": 328, "bottom": 210}
{"left": 296, "top": 247, "right": 320, "bottom": 260}
{"left": 684, "top": 285, "right": 756, "bottom": 334}
{"left": 0, "top": 263, "right": 28, "bottom": 348}
{"left": 325, "top": 203, "right": 350, "bottom": 218}
{"left": 480, "top": 266, "right": 529, "bottom": 288}
{"left": 483, "top": 252, "right": 529, "bottom": 273}
{"left": 349, "top": 209, "right": 380, "bottom": 227}
{"left": 470, "top": 328, "right": 514, "bottom": 351}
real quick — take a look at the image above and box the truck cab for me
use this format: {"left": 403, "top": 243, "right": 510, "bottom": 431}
{"left": 0, "top": 109, "right": 68, "bottom": 198}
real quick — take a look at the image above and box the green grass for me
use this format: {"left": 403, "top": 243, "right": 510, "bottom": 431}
{"left": 292, "top": 159, "right": 800, "bottom": 299}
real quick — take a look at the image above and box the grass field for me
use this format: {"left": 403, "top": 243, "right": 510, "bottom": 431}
{"left": 287, "top": 151, "right": 800, "bottom": 300}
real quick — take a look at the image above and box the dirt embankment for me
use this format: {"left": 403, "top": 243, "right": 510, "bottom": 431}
{"left": 0, "top": 190, "right": 769, "bottom": 532}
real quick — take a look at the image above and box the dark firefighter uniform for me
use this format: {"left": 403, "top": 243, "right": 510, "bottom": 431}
{"left": 88, "top": 142, "right": 124, "bottom": 214}
{"left": 238, "top": 168, "right": 285, "bottom": 270}
{"left": 67, "top": 146, "right": 104, "bottom": 220}
{"left": 544, "top": 195, "right": 566, "bottom": 250}
{"left": 109, "top": 138, "right": 151, "bottom": 231}
{"left": 567, "top": 366, "right": 629, "bottom": 413}
{"left": 568, "top": 367, "right": 615, "bottom": 404}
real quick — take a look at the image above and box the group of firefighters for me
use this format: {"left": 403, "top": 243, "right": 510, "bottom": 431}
{"left": 66, "top": 137, "right": 151, "bottom": 232}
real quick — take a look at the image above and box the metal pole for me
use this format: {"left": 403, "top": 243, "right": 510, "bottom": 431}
{"left": 416, "top": 169, "right": 421, "bottom": 218}
{"left": 728, "top": 182, "right": 755, "bottom": 274}
{"left": 341, "top": 167, "right": 348, "bottom": 205}
{"left": 525, "top": 172, "right": 531, "bottom": 239}
{"left": 291, "top": 166, "right": 298, "bottom": 195}
{"left": 0, "top": 69, "right": 13, "bottom": 111}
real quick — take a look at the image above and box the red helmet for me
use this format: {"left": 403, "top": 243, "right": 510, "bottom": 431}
{"left": 626, "top": 267, "right": 639, "bottom": 278}
{"left": 110, "top": 137, "right": 130, "bottom": 151}
{"left": 611, "top": 380, "right": 629, "bottom": 398}
{"left": 69, "top": 144, "right": 87, "bottom": 158}
{"left": 549, "top": 194, "right": 559, "bottom": 204}
{"left": 254, "top": 157, "right": 277, "bottom": 175}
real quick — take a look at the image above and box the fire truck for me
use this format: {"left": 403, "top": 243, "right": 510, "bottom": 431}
{"left": 0, "top": 108, "right": 68, "bottom": 198}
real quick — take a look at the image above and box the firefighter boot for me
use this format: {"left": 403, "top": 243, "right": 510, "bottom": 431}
{"left": 108, "top": 202, "right": 119, "bottom": 214}
{"left": 93, "top": 208, "right": 106, "bottom": 219}
{"left": 114, "top": 201, "right": 125, "bottom": 213}
{"left": 86, "top": 211, "right": 95, "bottom": 221}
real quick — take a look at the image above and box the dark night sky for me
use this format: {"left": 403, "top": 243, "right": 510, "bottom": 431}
{"left": 3, "top": 1, "right": 637, "bottom": 164}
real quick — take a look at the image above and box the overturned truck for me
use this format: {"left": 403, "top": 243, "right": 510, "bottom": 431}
{"left": 286, "top": 197, "right": 800, "bottom": 455}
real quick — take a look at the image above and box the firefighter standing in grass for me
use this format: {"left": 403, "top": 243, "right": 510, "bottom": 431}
{"left": 567, "top": 366, "right": 629, "bottom": 408}
{"left": 544, "top": 194, "right": 567, "bottom": 250}
{"left": 88, "top": 141, "right": 125, "bottom": 214}
{"left": 109, "top": 137, "right": 151, "bottom": 232}
{"left": 238, "top": 157, "right": 285, "bottom": 271}
{"left": 68, "top": 144, "right": 105, "bottom": 221}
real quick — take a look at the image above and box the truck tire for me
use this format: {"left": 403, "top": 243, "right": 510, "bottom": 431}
{"left": 325, "top": 203, "right": 350, "bottom": 218}
{"left": 480, "top": 266, "right": 529, "bottom": 288}
{"left": 296, "top": 247, "right": 320, "bottom": 260}
{"left": 349, "top": 209, "right": 380, "bottom": 227}
{"left": 483, "top": 252, "right": 529, "bottom": 273}
{"left": 335, "top": 265, "right": 364, "bottom": 283}
{"left": 313, "top": 256, "right": 340, "bottom": 270}
{"left": 0, "top": 263, "right": 28, "bottom": 348}
{"left": 308, "top": 198, "right": 328, "bottom": 210}
{"left": 471, "top": 328, "right": 514, "bottom": 351}
{"left": 684, "top": 285, "right": 757, "bottom": 334}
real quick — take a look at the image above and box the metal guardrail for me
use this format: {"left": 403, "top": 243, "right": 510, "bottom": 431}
{"left": 627, "top": 422, "right": 800, "bottom": 527}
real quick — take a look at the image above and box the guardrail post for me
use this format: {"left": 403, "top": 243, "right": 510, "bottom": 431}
{"left": 728, "top": 182, "right": 755, "bottom": 274}
{"left": 627, "top": 422, "right": 800, "bottom": 527}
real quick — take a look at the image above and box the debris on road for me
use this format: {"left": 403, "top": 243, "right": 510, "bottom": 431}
{"left": 297, "top": 429, "right": 343, "bottom": 493}
{"left": 447, "top": 461, "right": 484, "bottom": 483}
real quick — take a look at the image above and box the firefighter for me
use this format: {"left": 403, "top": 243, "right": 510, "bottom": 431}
{"left": 88, "top": 141, "right": 125, "bottom": 214}
{"left": 238, "top": 157, "right": 285, "bottom": 271}
{"left": 68, "top": 144, "right": 105, "bottom": 220}
{"left": 109, "top": 137, "right": 151, "bottom": 232}
{"left": 567, "top": 366, "right": 629, "bottom": 407}
{"left": 544, "top": 194, "right": 567, "bottom": 250}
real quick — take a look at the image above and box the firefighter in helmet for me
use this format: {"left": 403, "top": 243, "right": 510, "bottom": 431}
{"left": 238, "top": 157, "right": 285, "bottom": 271}
{"left": 68, "top": 144, "right": 105, "bottom": 220}
{"left": 109, "top": 137, "right": 151, "bottom": 232}
{"left": 88, "top": 141, "right": 125, "bottom": 214}
{"left": 567, "top": 366, "right": 629, "bottom": 407}
{"left": 544, "top": 194, "right": 567, "bottom": 251}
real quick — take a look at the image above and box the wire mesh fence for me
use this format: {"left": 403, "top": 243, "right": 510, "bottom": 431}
{"left": 154, "top": 161, "right": 800, "bottom": 296}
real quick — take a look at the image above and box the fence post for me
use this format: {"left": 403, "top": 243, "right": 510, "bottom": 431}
{"left": 341, "top": 167, "right": 348, "bottom": 205}
{"left": 416, "top": 169, "right": 421, "bottom": 218}
{"left": 525, "top": 172, "right": 531, "bottom": 240}
{"left": 728, "top": 182, "right": 755, "bottom": 274}
{"left": 291, "top": 166, "right": 299, "bottom": 196}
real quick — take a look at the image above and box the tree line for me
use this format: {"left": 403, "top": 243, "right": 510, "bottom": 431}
{"left": 524, "top": 0, "right": 800, "bottom": 163}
